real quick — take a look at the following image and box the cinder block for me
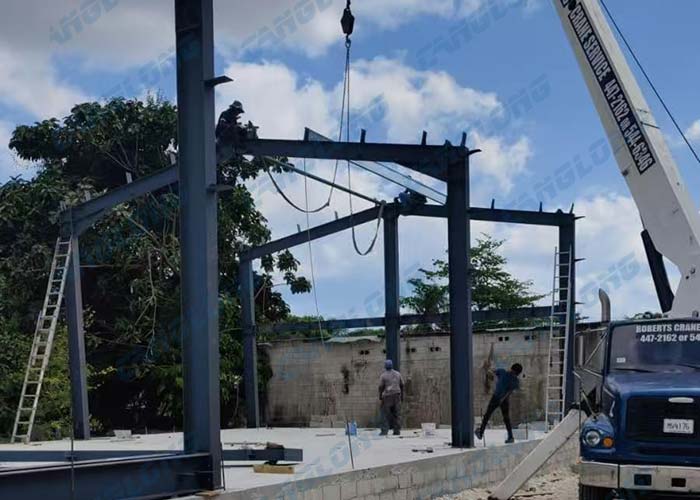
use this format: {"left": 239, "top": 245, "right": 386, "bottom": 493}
{"left": 373, "top": 475, "right": 398, "bottom": 494}
{"left": 393, "top": 488, "right": 408, "bottom": 500}
{"left": 357, "top": 479, "right": 373, "bottom": 496}
{"left": 397, "top": 472, "right": 411, "bottom": 489}
{"left": 411, "top": 470, "right": 425, "bottom": 486}
{"left": 303, "top": 489, "right": 323, "bottom": 500}
{"left": 340, "top": 481, "right": 357, "bottom": 500}
{"left": 322, "top": 484, "right": 341, "bottom": 500}
{"left": 445, "top": 463, "right": 459, "bottom": 480}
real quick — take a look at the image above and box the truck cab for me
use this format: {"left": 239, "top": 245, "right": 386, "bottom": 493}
{"left": 579, "top": 318, "right": 700, "bottom": 498}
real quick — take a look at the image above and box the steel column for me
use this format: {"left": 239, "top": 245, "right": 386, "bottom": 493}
{"left": 559, "top": 221, "right": 577, "bottom": 409}
{"left": 175, "top": 0, "right": 221, "bottom": 488}
{"left": 383, "top": 206, "right": 401, "bottom": 370}
{"left": 63, "top": 234, "right": 91, "bottom": 440}
{"left": 446, "top": 157, "right": 473, "bottom": 448}
{"left": 239, "top": 259, "right": 259, "bottom": 427}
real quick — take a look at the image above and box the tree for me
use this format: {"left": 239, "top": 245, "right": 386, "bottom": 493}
{"left": 0, "top": 96, "right": 309, "bottom": 437}
{"left": 401, "top": 235, "right": 546, "bottom": 329}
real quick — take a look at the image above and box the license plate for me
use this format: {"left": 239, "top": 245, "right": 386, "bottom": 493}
{"left": 663, "top": 418, "right": 694, "bottom": 434}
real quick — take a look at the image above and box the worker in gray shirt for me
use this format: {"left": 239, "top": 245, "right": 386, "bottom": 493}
{"left": 378, "top": 359, "right": 404, "bottom": 436}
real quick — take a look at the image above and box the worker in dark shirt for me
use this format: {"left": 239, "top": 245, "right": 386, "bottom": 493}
{"left": 475, "top": 363, "right": 523, "bottom": 443}
{"left": 378, "top": 359, "right": 404, "bottom": 436}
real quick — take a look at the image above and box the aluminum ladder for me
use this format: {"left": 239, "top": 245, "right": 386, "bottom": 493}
{"left": 11, "top": 237, "right": 72, "bottom": 443}
{"left": 544, "top": 246, "right": 573, "bottom": 430}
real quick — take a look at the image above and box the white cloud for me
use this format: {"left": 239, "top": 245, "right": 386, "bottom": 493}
{"left": 217, "top": 56, "right": 535, "bottom": 319}
{"left": 685, "top": 120, "right": 700, "bottom": 144}
{"left": 470, "top": 132, "right": 532, "bottom": 192}
{"left": 477, "top": 192, "right": 661, "bottom": 320}
{"left": 217, "top": 60, "right": 335, "bottom": 140}
{"left": 0, "top": 0, "right": 539, "bottom": 74}
{"left": 219, "top": 57, "right": 528, "bottom": 191}
{"left": 0, "top": 47, "right": 89, "bottom": 120}
{"left": 347, "top": 58, "right": 502, "bottom": 141}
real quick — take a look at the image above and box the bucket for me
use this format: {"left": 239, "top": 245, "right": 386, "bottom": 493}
{"left": 421, "top": 422, "right": 436, "bottom": 437}
{"left": 345, "top": 420, "right": 357, "bottom": 436}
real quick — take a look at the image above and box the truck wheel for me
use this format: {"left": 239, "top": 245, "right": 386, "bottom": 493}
{"left": 579, "top": 484, "right": 612, "bottom": 500}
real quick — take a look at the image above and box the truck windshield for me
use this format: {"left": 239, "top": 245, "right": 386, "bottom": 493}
{"left": 609, "top": 321, "right": 700, "bottom": 373}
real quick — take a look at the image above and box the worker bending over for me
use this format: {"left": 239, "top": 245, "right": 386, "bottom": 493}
{"left": 475, "top": 363, "right": 523, "bottom": 444}
{"left": 378, "top": 359, "right": 404, "bottom": 436}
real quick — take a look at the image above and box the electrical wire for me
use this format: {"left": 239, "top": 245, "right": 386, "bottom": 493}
{"left": 600, "top": 0, "right": 700, "bottom": 166}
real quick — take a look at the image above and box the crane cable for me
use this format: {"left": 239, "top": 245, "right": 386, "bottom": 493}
{"left": 263, "top": 3, "right": 354, "bottom": 214}
{"left": 342, "top": 0, "right": 385, "bottom": 256}
{"left": 290, "top": 0, "right": 358, "bottom": 344}
{"left": 600, "top": 0, "right": 700, "bottom": 166}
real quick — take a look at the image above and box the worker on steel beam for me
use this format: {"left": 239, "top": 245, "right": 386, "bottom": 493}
{"left": 475, "top": 363, "right": 523, "bottom": 444}
{"left": 378, "top": 359, "right": 404, "bottom": 436}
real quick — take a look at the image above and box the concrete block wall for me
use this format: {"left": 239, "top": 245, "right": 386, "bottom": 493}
{"left": 197, "top": 433, "right": 579, "bottom": 500}
{"left": 264, "top": 329, "right": 559, "bottom": 428}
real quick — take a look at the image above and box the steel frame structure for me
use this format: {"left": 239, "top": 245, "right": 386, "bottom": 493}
{"left": 2, "top": 0, "right": 577, "bottom": 497}
{"left": 239, "top": 200, "right": 578, "bottom": 444}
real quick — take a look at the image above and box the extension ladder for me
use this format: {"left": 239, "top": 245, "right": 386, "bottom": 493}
{"left": 544, "top": 246, "right": 573, "bottom": 430}
{"left": 11, "top": 237, "right": 72, "bottom": 443}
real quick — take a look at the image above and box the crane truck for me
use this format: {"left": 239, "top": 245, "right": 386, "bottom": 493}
{"left": 551, "top": 0, "right": 700, "bottom": 498}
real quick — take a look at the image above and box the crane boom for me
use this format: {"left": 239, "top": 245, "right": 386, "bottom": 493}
{"left": 552, "top": 0, "right": 700, "bottom": 317}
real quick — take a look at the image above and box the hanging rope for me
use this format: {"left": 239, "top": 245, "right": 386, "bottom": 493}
{"left": 600, "top": 0, "right": 700, "bottom": 167}
{"left": 340, "top": 0, "right": 385, "bottom": 256}
{"left": 265, "top": 158, "right": 329, "bottom": 213}
{"left": 302, "top": 158, "right": 327, "bottom": 342}
{"left": 262, "top": 3, "right": 354, "bottom": 215}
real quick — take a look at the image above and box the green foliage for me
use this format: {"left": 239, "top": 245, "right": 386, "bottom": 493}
{"left": 0, "top": 96, "right": 308, "bottom": 436}
{"left": 401, "top": 235, "right": 546, "bottom": 331}
{"left": 470, "top": 235, "right": 547, "bottom": 311}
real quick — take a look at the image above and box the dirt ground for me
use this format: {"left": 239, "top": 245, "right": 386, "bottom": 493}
{"left": 438, "top": 468, "right": 579, "bottom": 500}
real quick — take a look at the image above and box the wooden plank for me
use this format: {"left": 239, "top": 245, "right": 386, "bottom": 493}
{"left": 253, "top": 464, "right": 295, "bottom": 474}
{"left": 489, "top": 410, "right": 582, "bottom": 500}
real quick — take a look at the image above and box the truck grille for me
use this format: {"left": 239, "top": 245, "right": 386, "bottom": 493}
{"left": 626, "top": 397, "right": 700, "bottom": 443}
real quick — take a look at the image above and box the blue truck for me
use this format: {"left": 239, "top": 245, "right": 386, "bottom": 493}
{"left": 578, "top": 318, "right": 700, "bottom": 499}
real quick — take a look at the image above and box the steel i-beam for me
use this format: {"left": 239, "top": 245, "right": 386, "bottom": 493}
{"left": 447, "top": 156, "right": 474, "bottom": 448}
{"left": 175, "top": 0, "right": 221, "bottom": 489}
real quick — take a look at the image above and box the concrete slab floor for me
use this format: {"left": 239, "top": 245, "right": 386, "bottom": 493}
{"left": 0, "top": 426, "right": 545, "bottom": 492}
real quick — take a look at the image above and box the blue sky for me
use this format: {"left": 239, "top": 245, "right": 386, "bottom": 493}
{"left": 2, "top": 0, "right": 700, "bottom": 321}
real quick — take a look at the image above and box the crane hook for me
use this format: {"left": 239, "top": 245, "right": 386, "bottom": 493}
{"left": 341, "top": 0, "right": 355, "bottom": 46}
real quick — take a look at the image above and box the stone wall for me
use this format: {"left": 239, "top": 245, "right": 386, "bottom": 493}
{"left": 263, "top": 328, "right": 560, "bottom": 428}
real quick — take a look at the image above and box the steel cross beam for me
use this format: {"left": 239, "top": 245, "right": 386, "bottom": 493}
{"left": 407, "top": 204, "right": 576, "bottom": 226}
{"left": 0, "top": 453, "right": 212, "bottom": 500}
{"left": 241, "top": 205, "right": 383, "bottom": 261}
{"left": 0, "top": 448, "right": 303, "bottom": 463}
{"left": 62, "top": 166, "right": 178, "bottom": 235}
{"left": 256, "top": 306, "right": 554, "bottom": 334}
{"left": 223, "top": 138, "right": 472, "bottom": 181}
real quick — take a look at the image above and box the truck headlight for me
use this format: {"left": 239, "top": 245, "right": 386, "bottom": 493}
{"left": 584, "top": 429, "right": 602, "bottom": 447}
